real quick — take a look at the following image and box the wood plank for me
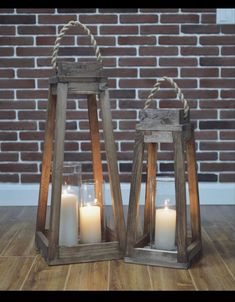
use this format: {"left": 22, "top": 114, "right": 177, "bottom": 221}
{"left": 173, "top": 131, "right": 188, "bottom": 263}
{"left": 99, "top": 90, "right": 126, "bottom": 252}
{"left": 36, "top": 86, "right": 56, "bottom": 232}
{"left": 126, "top": 131, "right": 144, "bottom": 256}
{"left": 0, "top": 222, "right": 21, "bottom": 255}
{"left": 186, "top": 128, "right": 201, "bottom": 242}
{"left": 144, "top": 143, "right": 156, "bottom": 236}
{"left": 109, "top": 260, "right": 152, "bottom": 290}
{"left": 22, "top": 255, "right": 69, "bottom": 290}
{"left": 57, "top": 61, "right": 104, "bottom": 78}
{"left": 87, "top": 94, "right": 105, "bottom": 240}
{"left": 149, "top": 266, "right": 195, "bottom": 290}
{"left": 140, "top": 109, "right": 189, "bottom": 125}
{"left": 218, "top": 205, "right": 235, "bottom": 229}
{"left": 3, "top": 222, "right": 37, "bottom": 257}
{"left": 48, "top": 82, "right": 68, "bottom": 261}
{"left": 189, "top": 228, "right": 235, "bottom": 290}
{"left": 0, "top": 256, "right": 35, "bottom": 290}
{"left": 65, "top": 262, "right": 109, "bottom": 290}
{"left": 144, "top": 131, "right": 173, "bottom": 143}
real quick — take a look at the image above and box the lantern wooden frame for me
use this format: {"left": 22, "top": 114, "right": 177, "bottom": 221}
{"left": 35, "top": 21, "right": 125, "bottom": 265}
{"left": 125, "top": 77, "right": 202, "bottom": 269}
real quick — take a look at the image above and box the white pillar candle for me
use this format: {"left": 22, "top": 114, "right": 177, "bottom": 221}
{"left": 59, "top": 191, "right": 78, "bottom": 247}
{"left": 80, "top": 204, "right": 101, "bottom": 244}
{"left": 154, "top": 200, "right": 176, "bottom": 250}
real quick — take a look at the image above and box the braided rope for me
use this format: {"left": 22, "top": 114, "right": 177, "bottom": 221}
{"left": 144, "top": 76, "right": 189, "bottom": 118}
{"left": 51, "top": 20, "right": 102, "bottom": 70}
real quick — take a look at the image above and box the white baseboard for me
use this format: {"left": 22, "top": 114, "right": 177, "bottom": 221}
{"left": 0, "top": 182, "right": 234, "bottom": 206}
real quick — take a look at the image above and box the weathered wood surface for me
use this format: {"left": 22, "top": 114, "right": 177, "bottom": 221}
{"left": 144, "top": 131, "right": 173, "bottom": 143}
{"left": 57, "top": 61, "right": 104, "bottom": 78}
{"left": 100, "top": 89, "right": 126, "bottom": 253}
{"left": 36, "top": 86, "right": 56, "bottom": 232}
{"left": 48, "top": 82, "right": 68, "bottom": 261}
{"left": 126, "top": 131, "right": 144, "bottom": 257}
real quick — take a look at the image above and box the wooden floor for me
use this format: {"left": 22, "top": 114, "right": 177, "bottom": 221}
{"left": 0, "top": 205, "right": 234, "bottom": 291}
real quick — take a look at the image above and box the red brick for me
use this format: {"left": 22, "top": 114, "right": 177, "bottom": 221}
{"left": 120, "top": 14, "right": 158, "bottom": 23}
{"left": 220, "top": 111, "right": 235, "bottom": 119}
{"left": 220, "top": 152, "right": 235, "bottom": 161}
{"left": 17, "top": 8, "right": 55, "bottom": 13}
{"left": 201, "top": 14, "right": 216, "bottom": 24}
{"left": 200, "top": 100, "right": 235, "bottom": 109}
{"left": 78, "top": 36, "right": 115, "bottom": 46}
{"left": 1, "top": 142, "right": 38, "bottom": 151}
{"left": 119, "top": 79, "right": 155, "bottom": 89}
{"left": 159, "top": 58, "right": 197, "bottom": 66}
{"left": 38, "top": 15, "right": 76, "bottom": 24}
{"left": 200, "top": 142, "right": 235, "bottom": 150}
{"left": 102, "top": 58, "right": 116, "bottom": 67}
{"left": 119, "top": 121, "right": 137, "bottom": 130}
{"left": 0, "top": 80, "right": 35, "bottom": 89}
{"left": 219, "top": 174, "right": 235, "bottom": 182}
{"left": 181, "top": 68, "right": 219, "bottom": 77}
{"left": 16, "top": 47, "right": 52, "bottom": 57}
{"left": 0, "top": 175, "right": 19, "bottom": 182}
{"left": 195, "top": 130, "right": 218, "bottom": 140}
{"left": 0, "top": 47, "right": 14, "bottom": 56}
{"left": 119, "top": 36, "right": 156, "bottom": 45}
{"left": 0, "top": 122, "right": 36, "bottom": 130}
{"left": 201, "top": 163, "right": 235, "bottom": 172}
{"left": 140, "top": 25, "right": 179, "bottom": 35}
{"left": 20, "top": 132, "right": 44, "bottom": 141}
{"left": 139, "top": 46, "right": 178, "bottom": 56}
{"left": 221, "top": 68, "right": 235, "bottom": 77}
{"left": 0, "top": 163, "right": 37, "bottom": 172}
{"left": 119, "top": 100, "right": 145, "bottom": 109}
{"left": 109, "top": 90, "right": 136, "bottom": 99}
{"left": 0, "top": 69, "right": 14, "bottom": 78}
{"left": 21, "top": 152, "right": 42, "bottom": 161}
{"left": 39, "top": 121, "right": 77, "bottom": 131}
{"left": 221, "top": 90, "right": 235, "bottom": 98}
{"left": 99, "top": 9, "right": 138, "bottom": 13}
{"left": 0, "top": 26, "right": 15, "bottom": 35}
{"left": 57, "top": 25, "right": 97, "bottom": 36}
{"left": 79, "top": 121, "right": 117, "bottom": 130}
{"left": 119, "top": 58, "right": 156, "bottom": 67}
{"left": 140, "top": 68, "right": 178, "bottom": 78}
{"left": 221, "top": 46, "right": 235, "bottom": 55}
{"left": 160, "top": 14, "right": 199, "bottom": 23}
{"left": 221, "top": 25, "right": 235, "bottom": 34}
{"left": 181, "top": 25, "right": 219, "bottom": 34}
{"left": 100, "top": 25, "right": 138, "bottom": 35}
{"left": 0, "top": 132, "right": 17, "bottom": 141}
{"left": 220, "top": 131, "right": 235, "bottom": 140}
{"left": 0, "top": 153, "right": 18, "bottom": 161}
{"left": 160, "top": 100, "right": 197, "bottom": 110}
{"left": 200, "top": 57, "right": 235, "bottom": 66}
{"left": 140, "top": 9, "right": 179, "bottom": 13}
{"left": 58, "top": 9, "right": 96, "bottom": 13}
{"left": 120, "top": 142, "right": 135, "bottom": 151}
{"left": 0, "top": 111, "right": 15, "bottom": 119}
{"left": 36, "top": 36, "right": 74, "bottom": 46}
{"left": 59, "top": 47, "right": 95, "bottom": 57}
{"left": 200, "top": 36, "right": 235, "bottom": 45}
{"left": 18, "top": 111, "right": 46, "bottom": 120}
{"left": 79, "top": 14, "right": 117, "bottom": 24}
{"left": 139, "top": 89, "right": 182, "bottom": 100}
{"left": 0, "top": 37, "right": 33, "bottom": 45}
{"left": 0, "top": 15, "right": 35, "bottom": 24}
{"left": 37, "top": 79, "right": 49, "bottom": 89}
{"left": 21, "top": 174, "right": 41, "bottom": 183}
{"left": 196, "top": 152, "right": 218, "bottom": 161}
{"left": 0, "top": 58, "right": 34, "bottom": 68}
{"left": 100, "top": 47, "right": 136, "bottom": 56}
{"left": 109, "top": 110, "right": 136, "bottom": 120}
{"left": 18, "top": 25, "right": 56, "bottom": 35}
{"left": 159, "top": 36, "right": 197, "bottom": 45}
{"left": 0, "top": 101, "right": 35, "bottom": 110}
{"left": 0, "top": 91, "right": 14, "bottom": 99}
{"left": 181, "top": 9, "right": 215, "bottom": 12}
{"left": 104, "top": 68, "right": 137, "bottom": 78}
{"left": 0, "top": 9, "right": 14, "bottom": 13}
{"left": 200, "top": 79, "right": 235, "bottom": 88}
{"left": 17, "top": 68, "right": 53, "bottom": 78}
{"left": 200, "top": 121, "right": 235, "bottom": 129}
{"left": 181, "top": 47, "right": 219, "bottom": 56}
{"left": 191, "top": 110, "right": 217, "bottom": 120}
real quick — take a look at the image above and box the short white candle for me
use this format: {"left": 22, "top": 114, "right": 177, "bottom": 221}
{"left": 154, "top": 200, "right": 176, "bottom": 250}
{"left": 59, "top": 188, "right": 78, "bottom": 247}
{"left": 79, "top": 202, "right": 101, "bottom": 244}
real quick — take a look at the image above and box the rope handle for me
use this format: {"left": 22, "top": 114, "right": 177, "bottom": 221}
{"left": 144, "top": 76, "right": 189, "bottom": 118}
{"left": 51, "top": 20, "right": 102, "bottom": 70}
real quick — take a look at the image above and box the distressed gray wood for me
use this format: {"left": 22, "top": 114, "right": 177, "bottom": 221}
{"left": 144, "top": 131, "right": 173, "bottom": 143}
{"left": 48, "top": 83, "right": 68, "bottom": 261}
{"left": 186, "top": 128, "right": 202, "bottom": 243}
{"left": 173, "top": 131, "right": 188, "bottom": 263}
{"left": 100, "top": 89, "right": 126, "bottom": 253}
{"left": 140, "top": 109, "right": 190, "bottom": 126}
{"left": 57, "top": 61, "right": 104, "bottom": 78}
{"left": 137, "top": 123, "right": 191, "bottom": 132}
{"left": 126, "top": 131, "right": 145, "bottom": 257}
{"left": 35, "top": 231, "right": 48, "bottom": 260}
{"left": 36, "top": 86, "right": 56, "bottom": 232}
{"left": 187, "top": 240, "right": 202, "bottom": 263}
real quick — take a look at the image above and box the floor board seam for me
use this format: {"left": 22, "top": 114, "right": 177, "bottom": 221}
{"left": 19, "top": 254, "right": 38, "bottom": 290}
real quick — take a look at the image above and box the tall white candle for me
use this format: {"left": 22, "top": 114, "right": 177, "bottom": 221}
{"left": 80, "top": 204, "right": 101, "bottom": 244}
{"left": 59, "top": 189, "right": 78, "bottom": 247}
{"left": 154, "top": 200, "right": 176, "bottom": 250}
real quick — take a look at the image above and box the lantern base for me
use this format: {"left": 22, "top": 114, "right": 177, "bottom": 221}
{"left": 35, "top": 230, "right": 123, "bottom": 266}
{"left": 124, "top": 239, "right": 202, "bottom": 269}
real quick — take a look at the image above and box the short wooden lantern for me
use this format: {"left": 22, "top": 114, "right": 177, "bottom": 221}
{"left": 35, "top": 21, "right": 125, "bottom": 265}
{"left": 125, "top": 77, "right": 202, "bottom": 269}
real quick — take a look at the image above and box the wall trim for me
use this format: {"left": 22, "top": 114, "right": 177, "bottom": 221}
{"left": 0, "top": 182, "right": 234, "bottom": 206}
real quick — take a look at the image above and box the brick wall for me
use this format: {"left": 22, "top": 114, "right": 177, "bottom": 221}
{"left": 0, "top": 8, "right": 234, "bottom": 184}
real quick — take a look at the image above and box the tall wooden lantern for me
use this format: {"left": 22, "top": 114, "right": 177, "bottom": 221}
{"left": 125, "top": 77, "right": 202, "bottom": 268}
{"left": 35, "top": 20, "right": 125, "bottom": 265}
